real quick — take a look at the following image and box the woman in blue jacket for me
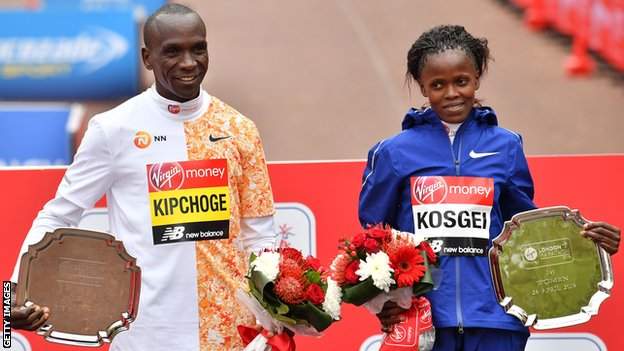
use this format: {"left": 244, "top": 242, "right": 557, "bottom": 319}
{"left": 359, "top": 25, "right": 620, "bottom": 351}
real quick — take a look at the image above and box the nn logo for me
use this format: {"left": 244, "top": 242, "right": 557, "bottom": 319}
{"left": 162, "top": 226, "right": 185, "bottom": 241}
{"left": 134, "top": 131, "right": 152, "bottom": 149}
{"left": 133, "top": 131, "right": 167, "bottom": 149}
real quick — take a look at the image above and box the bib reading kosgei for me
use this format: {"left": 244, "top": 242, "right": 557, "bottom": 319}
{"left": 411, "top": 176, "right": 494, "bottom": 256}
{"left": 147, "top": 159, "right": 230, "bottom": 245}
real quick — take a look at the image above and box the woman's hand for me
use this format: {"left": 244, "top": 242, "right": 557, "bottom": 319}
{"left": 376, "top": 300, "right": 409, "bottom": 333}
{"left": 582, "top": 222, "right": 621, "bottom": 255}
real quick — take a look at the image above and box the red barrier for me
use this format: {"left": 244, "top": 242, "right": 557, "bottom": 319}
{"left": 565, "top": 0, "right": 595, "bottom": 76}
{"left": 1, "top": 156, "right": 623, "bottom": 351}
{"left": 518, "top": 0, "right": 624, "bottom": 75}
{"left": 526, "top": 0, "right": 549, "bottom": 30}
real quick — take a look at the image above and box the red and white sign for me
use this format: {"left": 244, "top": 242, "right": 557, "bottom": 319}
{"left": 0, "top": 156, "right": 622, "bottom": 351}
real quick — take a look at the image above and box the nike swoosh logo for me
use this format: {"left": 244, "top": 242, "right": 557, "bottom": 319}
{"left": 469, "top": 150, "right": 499, "bottom": 159}
{"left": 209, "top": 134, "right": 231, "bottom": 142}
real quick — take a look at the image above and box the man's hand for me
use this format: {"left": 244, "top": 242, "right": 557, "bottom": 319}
{"left": 376, "top": 300, "right": 408, "bottom": 333}
{"left": 10, "top": 305, "right": 50, "bottom": 331}
{"left": 9, "top": 283, "right": 50, "bottom": 331}
{"left": 582, "top": 222, "right": 621, "bottom": 255}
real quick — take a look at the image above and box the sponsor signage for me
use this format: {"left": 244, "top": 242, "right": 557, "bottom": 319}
{"left": 0, "top": 9, "right": 139, "bottom": 100}
{"left": 411, "top": 176, "right": 494, "bottom": 256}
{"left": 147, "top": 159, "right": 230, "bottom": 244}
{"left": 0, "top": 157, "right": 621, "bottom": 350}
{"left": 42, "top": 0, "right": 167, "bottom": 15}
{"left": 0, "top": 104, "right": 83, "bottom": 166}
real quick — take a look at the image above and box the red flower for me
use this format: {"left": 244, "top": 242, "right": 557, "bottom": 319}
{"left": 280, "top": 261, "right": 305, "bottom": 280}
{"left": 344, "top": 260, "right": 360, "bottom": 284}
{"left": 351, "top": 233, "right": 367, "bottom": 248}
{"left": 363, "top": 238, "right": 380, "bottom": 253}
{"left": 304, "top": 284, "right": 325, "bottom": 305}
{"left": 330, "top": 253, "right": 350, "bottom": 285}
{"left": 274, "top": 275, "right": 306, "bottom": 304}
{"left": 419, "top": 242, "right": 437, "bottom": 264}
{"left": 390, "top": 247, "right": 426, "bottom": 288}
{"left": 281, "top": 247, "right": 304, "bottom": 263}
{"left": 367, "top": 225, "right": 391, "bottom": 241}
{"left": 304, "top": 256, "right": 321, "bottom": 271}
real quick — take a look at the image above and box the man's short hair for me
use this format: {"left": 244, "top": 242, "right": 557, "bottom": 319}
{"left": 143, "top": 3, "right": 203, "bottom": 47}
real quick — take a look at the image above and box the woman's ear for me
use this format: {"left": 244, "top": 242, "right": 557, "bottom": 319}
{"left": 475, "top": 76, "right": 480, "bottom": 90}
{"left": 419, "top": 82, "right": 427, "bottom": 97}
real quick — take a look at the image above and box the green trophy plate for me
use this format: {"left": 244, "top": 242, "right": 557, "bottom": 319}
{"left": 489, "top": 206, "right": 613, "bottom": 329}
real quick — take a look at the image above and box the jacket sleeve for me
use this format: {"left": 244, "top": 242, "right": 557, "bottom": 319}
{"left": 358, "top": 140, "right": 401, "bottom": 228}
{"left": 500, "top": 135, "right": 537, "bottom": 221}
{"left": 11, "top": 118, "right": 113, "bottom": 282}
{"left": 238, "top": 216, "right": 277, "bottom": 253}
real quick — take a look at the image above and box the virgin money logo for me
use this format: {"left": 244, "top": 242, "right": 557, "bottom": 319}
{"left": 388, "top": 326, "right": 406, "bottom": 342}
{"left": 412, "top": 176, "right": 448, "bottom": 204}
{"left": 134, "top": 131, "right": 152, "bottom": 149}
{"left": 149, "top": 162, "right": 185, "bottom": 191}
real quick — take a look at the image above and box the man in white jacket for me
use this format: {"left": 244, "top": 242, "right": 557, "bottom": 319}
{"left": 9, "top": 3, "right": 277, "bottom": 350}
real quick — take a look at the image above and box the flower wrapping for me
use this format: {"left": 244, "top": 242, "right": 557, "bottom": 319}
{"left": 380, "top": 297, "right": 435, "bottom": 351}
{"left": 238, "top": 246, "right": 342, "bottom": 350}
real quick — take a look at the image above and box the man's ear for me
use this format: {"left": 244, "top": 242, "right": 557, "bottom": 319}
{"left": 141, "top": 47, "right": 152, "bottom": 70}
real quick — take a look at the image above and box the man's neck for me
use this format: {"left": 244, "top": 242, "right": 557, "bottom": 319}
{"left": 148, "top": 85, "right": 210, "bottom": 121}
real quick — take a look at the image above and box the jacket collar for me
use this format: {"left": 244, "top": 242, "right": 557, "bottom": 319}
{"left": 401, "top": 106, "right": 498, "bottom": 130}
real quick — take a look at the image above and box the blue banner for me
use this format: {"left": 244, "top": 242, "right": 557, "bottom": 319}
{"left": 0, "top": 105, "right": 81, "bottom": 166}
{"left": 42, "top": 0, "right": 167, "bottom": 14}
{"left": 0, "top": 10, "right": 139, "bottom": 100}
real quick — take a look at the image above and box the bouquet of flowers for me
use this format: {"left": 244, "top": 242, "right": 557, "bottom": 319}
{"left": 237, "top": 246, "right": 342, "bottom": 351}
{"left": 330, "top": 225, "right": 437, "bottom": 350}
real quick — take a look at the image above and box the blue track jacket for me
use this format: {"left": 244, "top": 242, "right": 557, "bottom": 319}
{"left": 359, "top": 106, "right": 536, "bottom": 331}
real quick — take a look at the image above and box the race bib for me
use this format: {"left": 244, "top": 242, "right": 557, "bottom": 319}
{"left": 147, "top": 159, "right": 230, "bottom": 245}
{"left": 411, "top": 176, "right": 493, "bottom": 256}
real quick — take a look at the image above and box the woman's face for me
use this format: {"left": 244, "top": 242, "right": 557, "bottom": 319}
{"left": 418, "top": 49, "right": 480, "bottom": 124}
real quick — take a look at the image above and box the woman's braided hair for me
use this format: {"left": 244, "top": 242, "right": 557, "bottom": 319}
{"left": 406, "top": 25, "right": 491, "bottom": 82}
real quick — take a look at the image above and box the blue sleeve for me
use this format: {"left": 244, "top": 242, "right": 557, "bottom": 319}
{"left": 358, "top": 140, "right": 401, "bottom": 228}
{"left": 500, "top": 135, "right": 537, "bottom": 221}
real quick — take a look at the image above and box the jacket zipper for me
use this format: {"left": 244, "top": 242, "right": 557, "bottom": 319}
{"left": 449, "top": 128, "right": 464, "bottom": 334}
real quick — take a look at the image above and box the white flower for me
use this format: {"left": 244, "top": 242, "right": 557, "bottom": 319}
{"left": 250, "top": 251, "right": 280, "bottom": 281}
{"left": 392, "top": 228, "right": 425, "bottom": 246}
{"left": 356, "top": 251, "right": 395, "bottom": 293}
{"left": 322, "top": 278, "right": 342, "bottom": 320}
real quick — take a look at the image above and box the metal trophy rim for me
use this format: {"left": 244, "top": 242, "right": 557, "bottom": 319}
{"left": 16, "top": 227, "right": 141, "bottom": 346}
{"left": 489, "top": 206, "right": 614, "bottom": 330}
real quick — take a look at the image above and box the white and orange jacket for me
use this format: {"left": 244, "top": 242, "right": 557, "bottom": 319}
{"left": 12, "top": 86, "right": 276, "bottom": 350}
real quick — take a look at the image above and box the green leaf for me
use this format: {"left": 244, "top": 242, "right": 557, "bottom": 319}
{"left": 305, "top": 270, "right": 321, "bottom": 285}
{"left": 342, "top": 278, "right": 383, "bottom": 306}
{"left": 273, "top": 314, "right": 299, "bottom": 325}
{"left": 249, "top": 281, "right": 267, "bottom": 306}
{"left": 290, "top": 302, "right": 335, "bottom": 332}
{"left": 276, "top": 302, "right": 290, "bottom": 315}
{"left": 413, "top": 250, "right": 434, "bottom": 296}
{"left": 251, "top": 269, "right": 273, "bottom": 294}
